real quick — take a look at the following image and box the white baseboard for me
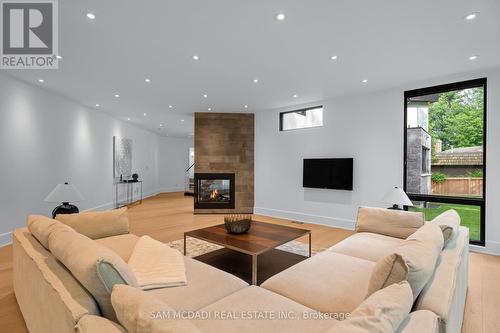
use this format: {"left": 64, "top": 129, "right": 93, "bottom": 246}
{"left": 254, "top": 206, "right": 356, "bottom": 231}
{"left": 470, "top": 240, "right": 500, "bottom": 256}
{"left": 0, "top": 232, "right": 12, "bottom": 248}
{"left": 157, "top": 186, "right": 185, "bottom": 193}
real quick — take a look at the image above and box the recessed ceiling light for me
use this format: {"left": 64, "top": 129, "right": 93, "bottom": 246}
{"left": 181, "top": 119, "right": 185, "bottom": 123}
{"left": 469, "top": 55, "right": 479, "bottom": 60}
{"left": 203, "top": 94, "right": 208, "bottom": 98}
{"left": 114, "top": 94, "right": 120, "bottom": 98}
{"left": 159, "top": 124, "right": 163, "bottom": 127}
{"left": 362, "top": 79, "right": 368, "bottom": 83}
{"left": 86, "top": 13, "right": 96, "bottom": 20}
{"left": 465, "top": 12, "right": 479, "bottom": 21}
{"left": 145, "top": 78, "right": 151, "bottom": 83}
{"left": 168, "top": 105, "right": 173, "bottom": 109}
{"left": 192, "top": 55, "right": 199, "bottom": 61}
{"left": 127, "top": 117, "right": 131, "bottom": 121}
{"left": 292, "top": 94, "right": 298, "bottom": 98}
{"left": 276, "top": 13, "right": 286, "bottom": 21}
{"left": 330, "top": 55, "right": 338, "bottom": 60}
{"left": 95, "top": 103, "right": 100, "bottom": 107}
{"left": 56, "top": 55, "right": 63, "bottom": 59}
{"left": 208, "top": 107, "right": 212, "bottom": 111}
{"left": 143, "top": 113, "right": 147, "bottom": 116}
{"left": 244, "top": 105, "right": 248, "bottom": 109}
{"left": 253, "top": 79, "right": 259, "bottom": 83}
{"left": 38, "top": 79, "right": 44, "bottom": 83}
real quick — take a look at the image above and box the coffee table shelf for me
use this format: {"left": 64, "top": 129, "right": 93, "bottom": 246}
{"left": 184, "top": 221, "right": 311, "bottom": 285}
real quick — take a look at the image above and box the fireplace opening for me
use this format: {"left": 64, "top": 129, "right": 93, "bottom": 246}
{"left": 194, "top": 173, "right": 235, "bottom": 209}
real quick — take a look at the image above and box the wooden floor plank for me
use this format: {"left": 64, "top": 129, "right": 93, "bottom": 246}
{"left": 0, "top": 192, "right": 497, "bottom": 332}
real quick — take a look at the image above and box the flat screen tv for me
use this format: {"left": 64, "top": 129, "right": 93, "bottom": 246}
{"left": 303, "top": 158, "right": 353, "bottom": 190}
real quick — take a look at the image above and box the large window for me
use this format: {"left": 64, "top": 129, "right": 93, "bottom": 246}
{"left": 280, "top": 106, "right": 323, "bottom": 131}
{"left": 404, "top": 78, "right": 486, "bottom": 245}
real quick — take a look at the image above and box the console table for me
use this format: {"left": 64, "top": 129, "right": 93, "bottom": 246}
{"left": 115, "top": 181, "right": 143, "bottom": 208}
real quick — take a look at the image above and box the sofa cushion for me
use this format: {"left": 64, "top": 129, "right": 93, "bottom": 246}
{"left": 27, "top": 214, "right": 75, "bottom": 249}
{"left": 356, "top": 207, "right": 424, "bottom": 239}
{"left": 327, "top": 232, "right": 405, "bottom": 262}
{"left": 327, "top": 282, "right": 413, "bottom": 333}
{"left": 196, "top": 286, "right": 337, "bottom": 333}
{"left": 76, "top": 315, "right": 127, "bottom": 333}
{"left": 96, "top": 234, "right": 139, "bottom": 261}
{"left": 367, "top": 253, "right": 408, "bottom": 297}
{"left": 56, "top": 207, "right": 129, "bottom": 240}
{"left": 395, "top": 224, "right": 443, "bottom": 300}
{"left": 414, "top": 227, "right": 469, "bottom": 333}
{"left": 111, "top": 284, "right": 201, "bottom": 333}
{"left": 429, "top": 209, "right": 461, "bottom": 245}
{"left": 395, "top": 310, "right": 440, "bottom": 333}
{"left": 146, "top": 257, "right": 248, "bottom": 311}
{"left": 48, "top": 228, "right": 139, "bottom": 321}
{"left": 261, "top": 251, "right": 375, "bottom": 315}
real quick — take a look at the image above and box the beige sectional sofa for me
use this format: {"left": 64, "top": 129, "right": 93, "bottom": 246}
{"left": 13, "top": 208, "right": 468, "bottom": 333}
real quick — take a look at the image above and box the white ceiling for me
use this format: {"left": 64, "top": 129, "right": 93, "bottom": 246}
{"left": 6, "top": 0, "right": 500, "bottom": 137}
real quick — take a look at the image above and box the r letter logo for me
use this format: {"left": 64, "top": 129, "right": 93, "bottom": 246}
{"left": 1, "top": 0, "right": 58, "bottom": 69}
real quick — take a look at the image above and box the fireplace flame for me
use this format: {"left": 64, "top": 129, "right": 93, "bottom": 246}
{"left": 210, "top": 189, "right": 218, "bottom": 200}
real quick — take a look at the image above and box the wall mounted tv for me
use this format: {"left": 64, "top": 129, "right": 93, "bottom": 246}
{"left": 303, "top": 158, "right": 353, "bottom": 190}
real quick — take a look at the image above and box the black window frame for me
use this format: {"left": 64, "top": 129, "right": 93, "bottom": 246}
{"left": 403, "top": 78, "right": 487, "bottom": 246}
{"left": 279, "top": 105, "right": 324, "bottom": 131}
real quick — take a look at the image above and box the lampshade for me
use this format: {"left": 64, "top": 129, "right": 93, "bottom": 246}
{"left": 44, "top": 183, "right": 84, "bottom": 203}
{"left": 381, "top": 187, "right": 413, "bottom": 207}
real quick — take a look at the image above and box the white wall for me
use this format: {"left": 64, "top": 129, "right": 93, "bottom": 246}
{"left": 0, "top": 74, "right": 188, "bottom": 246}
{"left": 158, "top": 136, "right": 193, "bottom": 192}
{"left": 255, "top": 67, "right": 500, "bottom": 255}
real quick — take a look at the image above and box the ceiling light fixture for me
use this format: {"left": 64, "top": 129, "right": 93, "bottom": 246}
{"left": 469, "top": 55, "right": 479, "bottom": 60}
{"left": 95, "top": 103, "right": 100, "bottom": 107}
{"left": 168, "top": 105, "right": 173, "bottom": 109}
{"left": 145, "top": 78, "right": 151, "bottom": 83}
{"left": 86, "top": 13, "right": 96, "bottom": 20}
{"left": 208, "top": 107, "right": 212, "bottom": 111}
{"left": 292, "top": 94, "right": 298, "bottom": 98}
{"left": 203, "top": 94, "right": 208, "bottom": 98}
{"left": 244, "top": 105, "right": 248, "bottom": 109}
{"left": 362, "top": 79, "right": 368, "bottom": 83}
{"left": 114, "top": 94, "right": 120, "bottom": 98}
{"left": 464, "top": 12, "right": 479, "bottom": 21}
{"left": 127, "top": 117, "right": 131, "bottom": 121}
{"left": 253, "top": 79, "right": 259, "bottom": 83}
{"left": 143, "top": 113, "right": 147, "bottom": 116}
{"left": 181, "top": 119, "right": 185, "bottom": 122}
{"left": 330, "top": 55, "right": 338, "bottom": 60}
{"left": 276, "top": 13, "right": 286, "bottom": 21}
{"left": 38, "top": 79, "right": 44, "bottom": 83}
{"left": 160, "top": 124, "right": 163, "bottom": 127}
{"left": 192, "top": 55, "right": 199, "bottom": 61}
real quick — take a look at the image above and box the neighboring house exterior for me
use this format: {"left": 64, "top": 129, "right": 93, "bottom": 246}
{"left": 432, "top": 145, "right": 483, "bottom": 176}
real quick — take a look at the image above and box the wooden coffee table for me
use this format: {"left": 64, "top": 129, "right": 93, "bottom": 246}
{"left": 184, "top": 221, "right": 311, "bottom": 285}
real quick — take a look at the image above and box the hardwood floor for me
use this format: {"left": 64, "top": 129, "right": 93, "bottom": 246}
{"left": 0, "top": 192, "right": 498, "bottom": 332}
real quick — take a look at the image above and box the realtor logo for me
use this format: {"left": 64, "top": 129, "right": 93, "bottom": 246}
{"left": 1, "top": 0, "right": 58, "bottom": 69}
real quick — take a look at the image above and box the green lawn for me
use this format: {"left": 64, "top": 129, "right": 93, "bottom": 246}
{"left": 409, "top": 203, "right": 481, "bottom": 241}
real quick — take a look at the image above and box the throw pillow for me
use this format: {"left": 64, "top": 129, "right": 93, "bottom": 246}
{"left": 356, "top": 207, "right": 424, "bottom": 239}
{"left": 55, "top": 207, "right": 129, "bottom": 240}
{"left": 367, "top": 253, "right": 408, "bottom": 297}
{"left": 48, "top": 228, "right": 138, "bottom": 321}
{"left": 328, "top": 282, "right": 413, "bottom": 333}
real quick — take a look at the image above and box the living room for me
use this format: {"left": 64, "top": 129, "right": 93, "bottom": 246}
{"left": 1, "top": 1, "right": 500, "bottom": 332}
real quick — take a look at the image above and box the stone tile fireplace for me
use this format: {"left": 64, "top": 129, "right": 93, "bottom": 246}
{"left": 194, "top": 173, "right": 235, "bottom": 210}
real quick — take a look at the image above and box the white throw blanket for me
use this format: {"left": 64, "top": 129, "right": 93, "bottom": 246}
{"left": 128, "top": 235, "right": 187, "bottom": 290}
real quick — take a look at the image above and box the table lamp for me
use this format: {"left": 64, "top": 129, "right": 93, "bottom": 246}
{"left": 381, "top": 186, "right": 413, "bottom": 210}
{"left": 44, "top": 182, "right": 84, "bottom": 218}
